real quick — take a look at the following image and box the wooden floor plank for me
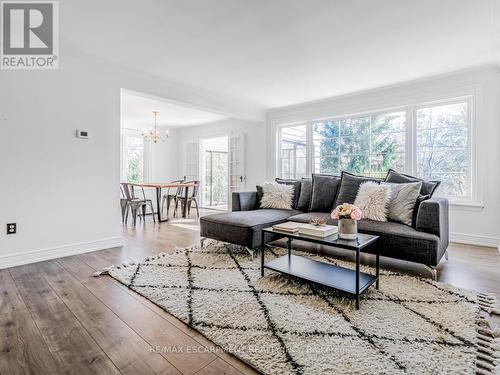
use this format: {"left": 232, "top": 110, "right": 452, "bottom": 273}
{"left": 84, "top": 276, "right": 217, "bottom": 374}
{"left": 194, "top": 358, "right": 244, "bottom": 375}
{"left": 12, "top": 265, "right": 122, "bottom": 375}
{"left": 44, "top": 260, "right": 181, "bottom": 374}
{"left": 0, "top": 268, "right": 25, "bottom": 314}
{"left": 0, "top": 308, "right": 62, "bottom": 375}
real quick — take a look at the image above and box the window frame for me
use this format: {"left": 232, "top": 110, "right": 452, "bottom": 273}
{"left": 276, "top": 96, "right": 476, "bottom": 204}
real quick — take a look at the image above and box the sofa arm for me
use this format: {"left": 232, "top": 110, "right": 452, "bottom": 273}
{"left": 232, "top": 191, "right": 258, "bottom": 211}
{"left": 416, "top": 197, "right": 449, "bottom": 244}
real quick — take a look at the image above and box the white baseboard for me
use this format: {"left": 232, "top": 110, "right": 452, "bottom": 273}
{"left": 450, "top": 232, "right": 499, "bottom": 249}
{"left": 0, "top": 237, "right": 124, "bottom": 270}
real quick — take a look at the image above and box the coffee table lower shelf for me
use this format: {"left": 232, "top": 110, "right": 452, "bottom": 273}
{"left": 263, "top": 254, "right": 377, "bottom": 296}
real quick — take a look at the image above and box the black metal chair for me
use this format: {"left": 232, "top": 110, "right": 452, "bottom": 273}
{"left": 121, "top": 183, "right": 156, "bottom": 226}
{"left": 161, "top": 178, "right": 185, "bottom": 217}
{"left": 174, "top": 180, "right": 200, "bottom": 218}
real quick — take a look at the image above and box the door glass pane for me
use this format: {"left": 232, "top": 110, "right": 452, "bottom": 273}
{"left": 204, "top": 151, "right": 228, "bottom": 208}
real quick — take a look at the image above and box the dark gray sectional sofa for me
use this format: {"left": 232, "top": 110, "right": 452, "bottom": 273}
{"left": 200, "top": 170, "right": 449, "bottom": 270}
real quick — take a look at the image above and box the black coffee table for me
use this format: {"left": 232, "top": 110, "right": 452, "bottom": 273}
{"left": 261, "top": 227, "right": 380, "bottom": 309}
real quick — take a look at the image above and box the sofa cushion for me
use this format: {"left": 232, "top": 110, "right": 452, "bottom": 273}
{"left": 297, "top": 178, "right": 312, "bottom": 212}
{"left": 275, "top": 178, "right": 301, "bottom": 209}
{"left": 288, "top": 212, "right": 331, "bottom": 224}
{"left": 200, "top": 209, "right": 301, "bottom": 249}
{"left": 385, "top": 169, "right": 440, "bottom": 197}
{"left": 309, "top": 174, "right": 341, "bottom": 213}
{"left": 202, "top": 209, "right": 298, "bottom": 227}
{"left": 335, "top": 172, "right": 380, "bottom": 206}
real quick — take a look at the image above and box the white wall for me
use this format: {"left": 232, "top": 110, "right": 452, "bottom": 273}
{"left": 177, "top": 118, "right": 266, "bottom": 192}
{"left": 266, "top": 65, "right": 500, "bottom": 248}
{"left": 149, "top": 127, "right": 182, "bottom": 182}
{"left": 0, "top": 47, "right": 263, "bottom": 269}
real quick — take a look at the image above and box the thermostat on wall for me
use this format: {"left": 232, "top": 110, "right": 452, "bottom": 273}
{"left": 76, "top": 130, "right": 90, "bottom": 139}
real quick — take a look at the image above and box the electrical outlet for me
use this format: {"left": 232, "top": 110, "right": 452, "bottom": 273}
{"left": 6, "top": 223, "right": 16, "bottom": 234}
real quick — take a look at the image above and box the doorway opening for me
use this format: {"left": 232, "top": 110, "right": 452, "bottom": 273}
{"left": 201, "top": 136, "right": 228, "bottom": 210}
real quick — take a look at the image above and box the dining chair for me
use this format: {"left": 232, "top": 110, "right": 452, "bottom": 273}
{"left": 119, "top": 184, "right": 129, "bottom": 223}
{"left": 121, "top": 183, "right": 156, "bottom": 226}
{"left": 161, "top": 178, "right": 185, "bottom": 216}
{"left": 174, "top": 180, "right": 200, "bottom": 218}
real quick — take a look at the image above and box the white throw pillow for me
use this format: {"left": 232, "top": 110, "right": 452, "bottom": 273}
{"left": 260, "top": 182, "right": 294, "bottom": 209}
{"left": 353, "top": 181, "right": 391, "bottom": 221}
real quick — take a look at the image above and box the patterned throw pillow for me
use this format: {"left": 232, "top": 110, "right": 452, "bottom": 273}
{"left": 353, "top": 182, "right": 391, "bottom": 221}
{"left": 260, "top": 182, "right": 294, "bottom": 209}
{"left": 275, "top": 178, "right": 301, "bottom": 209}
{"left": 383, "top": 181, "right": 422, "bottom": 226}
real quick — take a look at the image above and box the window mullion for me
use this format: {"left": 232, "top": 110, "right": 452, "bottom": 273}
{"left": 306, "top": 122, "right": 313, "bottom": 176}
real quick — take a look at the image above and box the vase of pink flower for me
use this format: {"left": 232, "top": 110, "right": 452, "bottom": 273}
{"left": 331, "top": 203, "right": 363, "bottom": 240}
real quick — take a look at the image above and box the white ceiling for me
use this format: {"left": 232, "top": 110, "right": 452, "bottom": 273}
{"left": 64, "top": 0, "right": 500, "bottom": 111}
{"left": 120, "top": 91, "right": 228, "bottom": 129}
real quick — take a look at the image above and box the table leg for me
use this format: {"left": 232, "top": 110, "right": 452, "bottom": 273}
{"left": 261, "top": 231, "right": 265, "bottom": 277}
{"left": 287, "top": 237, "right": 292, "bottom": 259}
{"left": 156, "top": 187, "right": 168, "bottom": 222}
{"left": 182, "top": 186, "right": 189, "bottom": 218}
{"left": 376, "top": 253, "right": 380, "bottom": 290}
{"left": 355, "top": 248, "right": 360, "bottom": 310}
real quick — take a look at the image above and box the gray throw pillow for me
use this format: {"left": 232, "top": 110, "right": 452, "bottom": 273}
{"left": 297, "top": 178, "right": 312, "bottom": 212}
{"left": 256, "top": 185, "right": 264, "bottom": 208}
{"left": 385, "top": 169, "right": 440, "bottom": 197}
{"left": 275, "top": 178, "right": 301, "bottom": 209}
{"left": 309, "top": 174, "right": 341, "bottom": 213}
{"left": 335, "top": 172, "right": 381, "bottom": 206}
{"left": 412, "top": 194, "right": 430, "bottom": 227}
{"left": 383, "top": 181, "right": 422, "bottom": 226}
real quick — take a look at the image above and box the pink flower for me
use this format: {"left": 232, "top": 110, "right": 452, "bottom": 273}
{"left": 350, "top": 208, "right": 363, "bottom": 221}
{"left": 331, "top": 207, "right": 340, "bottom": 220}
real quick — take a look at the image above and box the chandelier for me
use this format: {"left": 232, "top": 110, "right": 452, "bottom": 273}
{"left": 142, "top": 111, "right": 169, "bottom": 143}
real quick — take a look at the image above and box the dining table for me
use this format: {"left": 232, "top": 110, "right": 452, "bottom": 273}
{"left": 128, "top": 182, "right": 197, "bottom": 222}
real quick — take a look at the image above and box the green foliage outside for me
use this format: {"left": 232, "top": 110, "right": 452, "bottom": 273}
{"left": 314, "top": 113, "right": 405, "bottom": 178}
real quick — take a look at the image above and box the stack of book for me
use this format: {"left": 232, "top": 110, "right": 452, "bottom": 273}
{"left": 298, "top": 224, "right": 337, "bottom": 238}
{"left": 272, "top": 221, "right": 301, "bottom": 233}
{"left": 272, "top": 222, "right": 338, "bottom": 238}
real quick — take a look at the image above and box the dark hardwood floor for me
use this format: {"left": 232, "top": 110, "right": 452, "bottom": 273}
{"left": 2, "top": 209, "right": 499, "bottom": 374}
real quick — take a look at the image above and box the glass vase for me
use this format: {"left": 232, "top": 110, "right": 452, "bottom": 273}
{"left": 338, "top": 218, "right": 358, "bottom": 240}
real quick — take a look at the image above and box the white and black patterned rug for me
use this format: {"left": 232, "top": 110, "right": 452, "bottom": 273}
{"left": 97, "top": 241, "right": 500, "bottom": 375}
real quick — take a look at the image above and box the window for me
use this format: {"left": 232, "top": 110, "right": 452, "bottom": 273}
{"left": 312, "top": 111, "right": 406, "bottom": 178}
{"left": 279, "top": 125, "right": 307, "bottom": 179}
{"left": 121, "top": 132, "right": 145, "bottom": 183}
{"left": 277, "top": 97, "right": 473, "bottom": 201}
{"left": 416, "top": 102, "right": 469, "bottom": 198}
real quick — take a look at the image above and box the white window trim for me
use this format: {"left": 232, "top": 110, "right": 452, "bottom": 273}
{"left": 275, "top": 96, "right": 479, "bottom": 206}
